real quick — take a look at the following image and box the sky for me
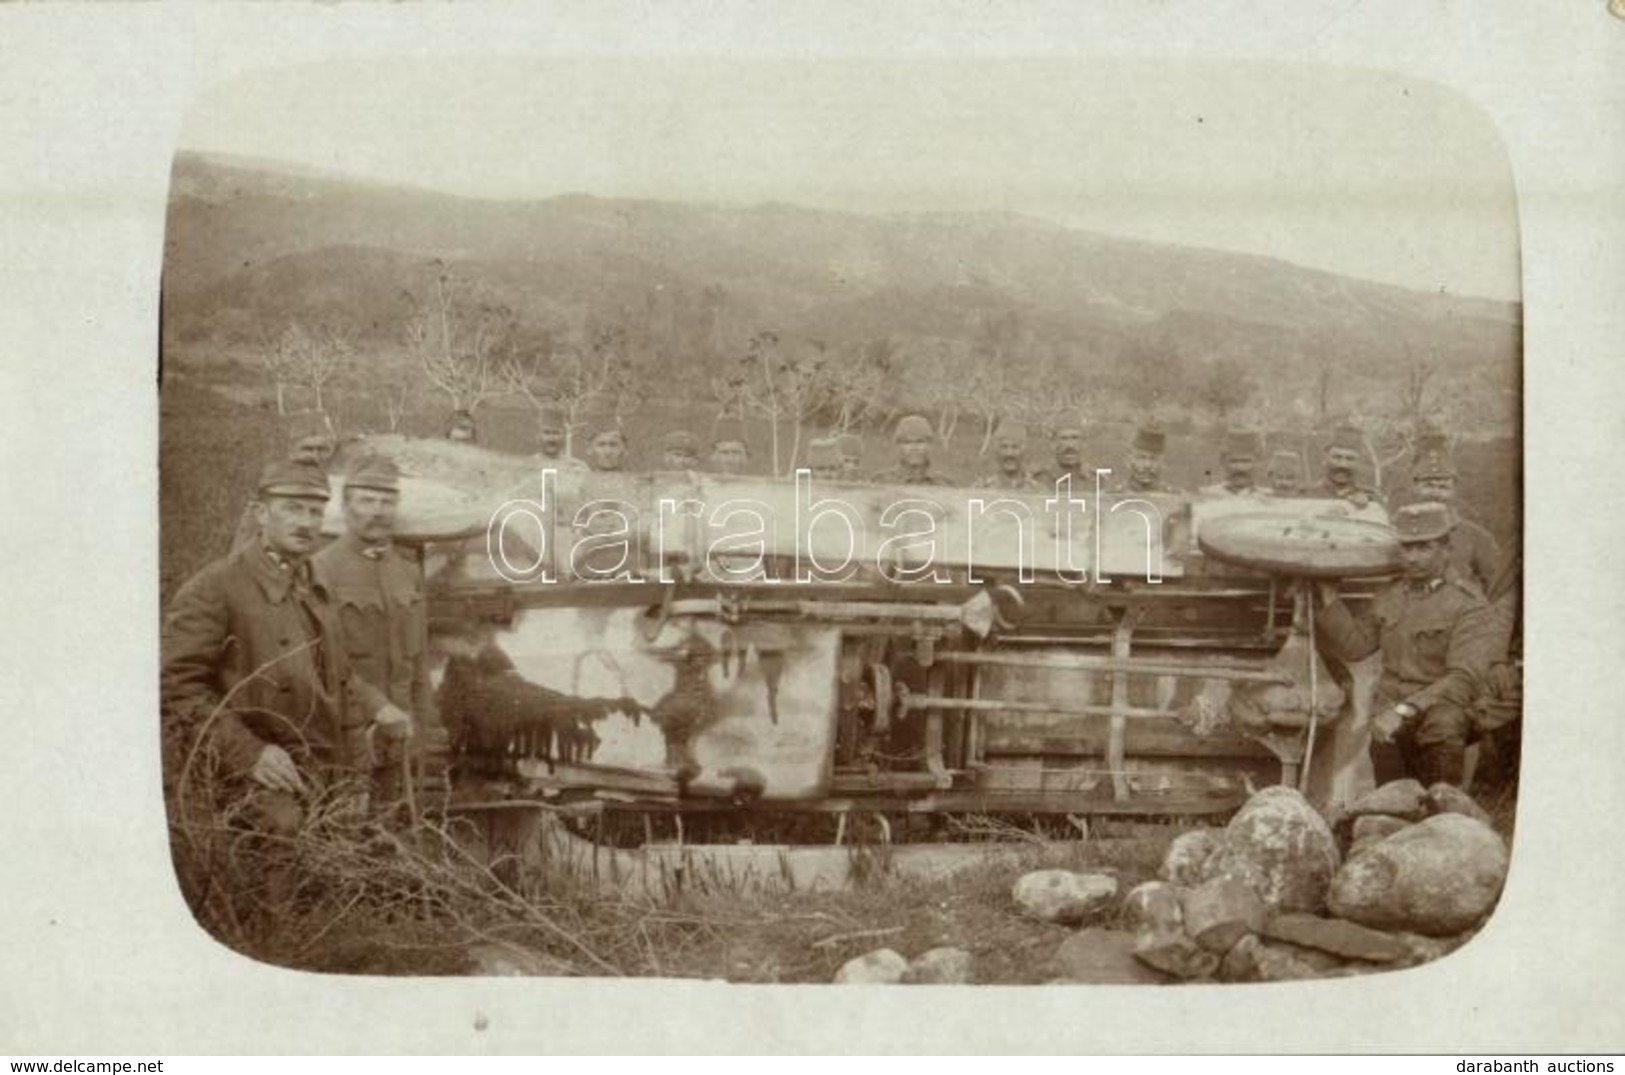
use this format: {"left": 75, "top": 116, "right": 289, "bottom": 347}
{"left": 180, "top": 56, "right": 1521, "bottom": 302}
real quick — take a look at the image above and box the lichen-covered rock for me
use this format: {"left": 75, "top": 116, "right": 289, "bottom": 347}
{"left": 1012, "top": 870, "right": 1118, "bottom": 925}
{"left": 1218, "top": 934, "right": 1346, "bottom": 982}
{"left": 1210, "top": 786, "right": 1340, "bottom": 913}
{"left": 1262, "top": 913, "right": 1408, "bottom": 963}
{"left": 1351, "top": 814, "right": 1410, "bottom": 844}
{"left": 1347, "top": 779, "right": 1429, "bottom": 821}
{"left": 1329, "top": 813, "right": 1509, "bottom": 936}
{"left": 1181, "top": 876, "right": 1266, "bottom": 953}
{"left": 1133, "top": 928, "right": 1220, "bottom": 980}
{"left": 1160, "top": 828, "right": 1224, "bottom": 886}
{"left": 1051, "top": 929, "right": 1170, "bottom": 984}
{"left": 1426, "top": 783, "right": 1494, "bottom": 827}
{"left": 833, "top": 948, "right": 909, "bottom": 984}
{"left": 1389, "top": 929, "right": 1477, "bottom": 967}
{"left": 906, "top": 946, "right": 973, "bottom": 985}
{"left": 1123, "top": 880, "right": 1185, "bottom": 933}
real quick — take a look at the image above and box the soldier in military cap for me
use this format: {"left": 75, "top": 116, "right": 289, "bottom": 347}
{"left": 1202, "top": 429, "right": 1265, "bottom": 495}
{"left": 1033, "top": 420, "right": 1092, "bottom": 487}
{"left": 804, "top": 436, "right": 842, "bottom": 481}
{"left": 312, "top": 456, "right": 448, "bottom": 809}
{"left": 1408, "top": 438, "right": 1501, "bottom": 595}
{"left": 870, "top": 413, "right": 957, "bottom": 486}
{"left": 586, "top": 424, "right": 628, "bottom": 473}
{"left": 976, "top": 421, "right": 1041, "bottom": 490}
{"left": 163, "top": 460, "right": 406, "bottom": 838}
{"left": 707, "top": 416, "right": 751, "bottom": 475}
{"left": 444, "top": 408, "right": 478, "bottom": 444}
{"left": 1266, "top": 449, "right": 1306, "bottom": 495}
{"left": 534, "top": 404, "right": 586, "bottom": 472}
{"left": 1308, "top": 424, "right": 1383, "bottom": 506}
{"left": 661, "top": 430, "right": 702, "bottom": 470}
{"left": 1315, "top": 501, "right": 1504, "bottom": 788}
{"left": 836, "top": 432, "right": 865, "bottom": 482}
{"left": 228, "top": 412, "right": 340, "bottom": 554}
{"left": 1113, "top": 423, "right": 1181, "bottom": 494}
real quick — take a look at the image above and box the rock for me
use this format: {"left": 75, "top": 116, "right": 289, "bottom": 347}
{"left": 1262, "top": 913, "right": 1408, "bottom": 962}
{"left": 1347, "top": 779, "right": 1429, "bottom": 821}
{"left": 1160, "top": 829, "right": 1224, "bottom": 886}
{"left": 1351, "top": 814, "right": 1410, "bottom": 843}
{"left": 1012, "top": 870, "right": 1118, "bottom": 925}
{"left": 1389, "top": 929, "right": 1476, "bottom": 967}
{"left": 466, "top": 942, "right": 555, "bottom": 976}
{"left": 1123, "top": 880, "right": 1184, "bottom": 933}
{"left": 906, "top": 946, "right": 973, "bottom": 985}
{"left": 1329, "top": 813, "right": 1509, "bottom": 935}
{"left": 1181, "top": 877, "right": 1265, "bottom": 953}
{"left": 1210, "top": 786, "right": 1341, "bottom": 913}
{"left": 1134, "top": 928, "right": 1220, "bottom": 980}
{"left": 1219, "top": 934, "right": 1346, "bottom": 982}
{"left": 833, "top": 948, "right": 909, "bottom": 984}
{"left": 1051, "top": 929, "right": 1170, "bottom": 984}
{"left": 1426, "top": 783, "right": 1494, "bottom": 827}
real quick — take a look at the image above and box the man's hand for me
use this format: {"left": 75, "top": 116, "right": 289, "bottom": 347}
{"left": 1371, "top": 706, "right": 1405, "bottom": 745}
{"left": 250, "top": 745, "right": 307, "bottom": 794}
{"left": 374, "top": 703, "right": 415, "bottom": 742}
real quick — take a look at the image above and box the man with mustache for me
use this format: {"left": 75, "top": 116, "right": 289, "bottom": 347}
{"left": 162, "top": 459, "right": 405, "bottom": 836}
{"left": 1033, "top": 420, "right": 1093, "bottom": 487}
{"left": 313, "top": 456, "right": 447, "bottom": 809}
{"left": 1308, "top": 424, "right": 1384, "bottom": 507}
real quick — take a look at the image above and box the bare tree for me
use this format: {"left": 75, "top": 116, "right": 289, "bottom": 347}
{"left": 822, "top": 342, "right": 889, "bottom": 434}
{"left": 733, "top": 332, "right": 838, "bottom": 474}
{"left": 263, "top": 322, "right": 352, "bottom": 416}
{"left": 507, "top": 322, "right": 646, "bottom": 453}
{"left": 405, "top": 273, "right": 508, "bottom": 415}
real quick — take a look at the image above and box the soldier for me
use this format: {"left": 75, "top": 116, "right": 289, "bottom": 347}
{"left": 1408, "top": 439, "right": 1501, "bottom": 594}
{"left": 586, "top": 425, "right": 628, "bottom": 472}
{"left": 708, "top": 417, "right": 751, "bottom": 475}
{"left": 836, "top": 432, "right": 865, "bottom": 482}
{"left": 312, "top": 457, "right": 448, "bottom": 808}
{"left": 804, "top": 436, "right": 842, "bottom": 481}
{"left": 869, "top": 413, "right": 956, "bottom": 486}
{"left": 162, "top": 460, "right": 408, "bottom": 836}
{"left": 1308, "top": 424, "right": 1383, "bottom": 506}
{"left": 661, "top": 430, "right": 702, "bottom": 470}
{"left": 445, "top": 408, "right": 478, "bottom": 444}
{"left": 1201, "top": 429, "right": 1265, "bottom": 495}
{"left": 1034, "top": 421, "right": 1092, "bottom": 486}
{"left": 1266, "top": 449, "right": 1306, "bottom": 495}
{"left": 1114, "top": 423, "right": 1181, "bottom": 494}
{"left": 976, "top": 421, "right": 1041, "bottom": 490}
{"left": 228, "top": 412, "right": 338, "bottom": 554}
{"left": 535, "top": 404, "right": 586, "bottom": 472}
{"left": 1315, "top": 502, "right": 1504, "bottom": 787}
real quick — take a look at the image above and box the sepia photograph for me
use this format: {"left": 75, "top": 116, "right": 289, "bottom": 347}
{"left": 6, "top": 0, "right": 1624, "bottom": 1058}
{"left": 158, "top": 55, "right": 1522, "bottom": 984}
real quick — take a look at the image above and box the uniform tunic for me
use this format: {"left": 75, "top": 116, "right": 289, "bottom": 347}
{"left": 869, "top": 466, "right": 958, "bottom": 486}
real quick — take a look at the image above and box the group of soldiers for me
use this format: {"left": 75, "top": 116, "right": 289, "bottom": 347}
{"left": 160, "top": 400, "right": 1517, "bottom": 871}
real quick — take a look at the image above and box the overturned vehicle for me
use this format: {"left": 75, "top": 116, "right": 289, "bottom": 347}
{"left": 333, "top": 437, "right": 1402, "bottom": 841}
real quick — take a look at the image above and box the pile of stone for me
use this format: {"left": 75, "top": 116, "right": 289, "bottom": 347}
{"left": 1119, "top": 782, "right": 1509, "bottom": 982}
{"left": 832, "top": 945, "right": 974, "bottom": 984}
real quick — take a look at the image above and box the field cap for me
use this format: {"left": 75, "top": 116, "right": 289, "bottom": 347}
{"left": 1328, "top": 424, "right": 1364, "bottom": 452}
{"left": 1222, "top": 429, "right": 1264, "bottom": 461}
{"left": 536, "top": 404, "right": 567, "bottom": 429}
{"left": 995, "top": 421, "right": 1029, "bottom": 445}
{"left": 1393, "top": 501, "right": 1455, "bottom": 543}
{"left": 894, "top": 414, "right": 934, "bottom": 442}
{"left": 345, "top": 455, "right": 401, "bottom": 493}
{"left": 1412, "top": 446, "right": 1458, "bottom": 481}
{"left": 258, "top": 460, "right": 332, "bottom": 501}
{"left": 711, "top": 416, "right": 748, "bottom": 447}
{"left": 1267, "top": 450, "right": 1304, "bottom": 478}
{"left": 663, "top": 430, "right": 700, "bottom": 453}
{"left": 1132, "top": 423, "right": 1167, "bottom": 454}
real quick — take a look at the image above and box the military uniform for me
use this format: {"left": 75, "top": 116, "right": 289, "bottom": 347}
{"left": 1306, "top": 477, "right": 1386, "bottom": 505}
{"left": 873, "top": 413, "right": 956, "bottom": 486}
{"left": 975, "top": 468, "right": 1042, "bottom": 490}
{"left": 1317, "top": 564, "right": 1503, "bottom": 787}
{"left": 869, "top": 466, "right": 958, "bottom": 486}
{"left": 1111, "top": 423, "right": 1182, "bottom": 494}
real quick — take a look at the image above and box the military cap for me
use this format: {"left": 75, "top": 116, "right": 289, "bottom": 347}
{"left": 1222, "top": 428, "right": 1264, "bottom": 461}
{"left": 994, "top": 421, "right": 1029, "bottom": 444}
{"left": 536, "top": 404, "right": 568, "bottom": 429}
{"left": 806, "top": 437, "right": 841, "bottom": 468}
{"left": 1132, "top": 423, "right": 1167, "bottom": 455}
{"left": 1412, "top": 446, "right": 1458, "bottom": 480}
{"left": 711, "top": 416, "right": 748, "bottom": 447}
{"left": 894, "top": 413, "right": 934, "bottom": 442}
{"left": 836, "top": 432, "right": 863, "bottom": 458}
{"left": 1393, "top": 501, "right": 1455, "bottom": 543}
{"left": 662, "top": 430, "right": 700, "bottom": 453}
{"left": 285, "top": 411, "right": 333, "bottom": 443}
{"left": 1267, "top": 449, "right": 1304, "bottom": 477}
{"left": 345, "top": 455, "right": 401, "bottom": 493}
{"left": 1328, "top": 424, "right": 1364, "bottom": 452}
{"left": 257, "top": 459, "right": 332, "bottom": 501}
